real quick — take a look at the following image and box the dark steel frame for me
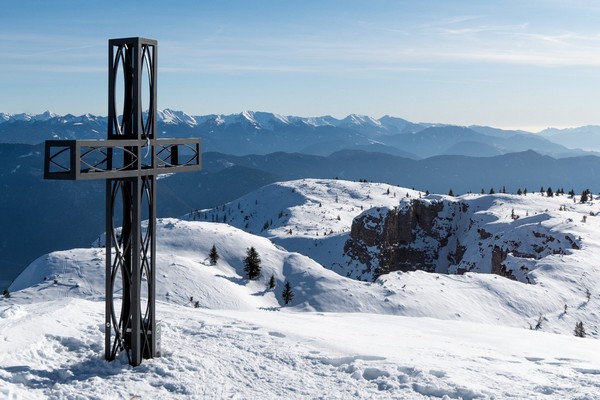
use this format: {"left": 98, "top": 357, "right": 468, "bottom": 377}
{"left": 43, "top": 37, "right": 201, "bottom": 366}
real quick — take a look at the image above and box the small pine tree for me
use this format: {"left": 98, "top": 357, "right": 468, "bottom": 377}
{"left": 448, "top": 189, "right": 454, "bottom": 197}
{"left": 282, "top": 281, "right": 294, "bottom": 305}
{"left": 581, "top": 189, "right": 590, "bottom": 203}
{"left": 534, "top": 315, "right": 544, "bottom": 330}
{"left": 547, "top": 187, "right": 554, "bottom": 197}
{"left": 2, "top": 289, "right": 9, "bottom": 298}
{"left": 574, "top": 321, "right": 586, "bottom": 337}
{"left": 243, "top": 246, "right": 261, "bottom": 280}
{"left": 489, "top": 188, "right": 495, "bottom": 195}
{"left": 516, "top": 188, "right": 522, "bottom": 195}
{"left": 209, "top": 245, "right": 219, "bottom": 265}
{"left": 268, "top": 274, "right": 276, "bottom": 290}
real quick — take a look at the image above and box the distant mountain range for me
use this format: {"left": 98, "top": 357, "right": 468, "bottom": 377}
{"left": 2, "top": 110, "right": 600, "bottom": 158}
{"left": 4, "top": 109, "right": 600, "bottom": 286}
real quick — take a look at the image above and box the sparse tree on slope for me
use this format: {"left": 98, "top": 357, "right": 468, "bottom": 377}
{"left": 209, "top": 245, "right": 219, "bottom": 265}
{"left": 244, "top": 246, "right": 261, "bottom": 280}
{"left": 268, "top": 274, "right": 276, "bottom": 290}
{"left": 282, "top": 281, "right": 294, "bottom": 305}
{"left": 574, "top": 321, "right": 586, "bottom": 338}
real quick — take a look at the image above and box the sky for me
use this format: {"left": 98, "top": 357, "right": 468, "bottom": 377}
{"left": 3, "top": 0, "right": 600, "bottom": 130}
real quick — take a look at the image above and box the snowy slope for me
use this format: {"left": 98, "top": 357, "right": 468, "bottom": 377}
{"left": 188, "top": 178, "right": 423, "bottom": 272}
{"left": 187, "top": 179, "right": 600, "bottom": 336}
{"left": 10, "top": 219, "right": 399, "bottom": 315}
{"left": 10, "top": 187, "right": 600, "bottom": 335}
{"left": 4, "top": 180, "right": 600, "bottom": 398}
{"left": 2, "top": 299, "right": 600, "bottom": 399}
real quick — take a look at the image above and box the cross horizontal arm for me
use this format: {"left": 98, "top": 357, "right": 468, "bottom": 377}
{"left": 44, "top": 138, "right": 201, "bottom": 180}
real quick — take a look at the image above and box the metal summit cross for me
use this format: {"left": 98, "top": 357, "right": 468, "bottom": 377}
{"left": 43, "top": 37, "right": 201, "bottom": 366}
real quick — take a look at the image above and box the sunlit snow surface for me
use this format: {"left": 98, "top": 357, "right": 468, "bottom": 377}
{"left": 3, "top": 179, "right": 600, "bottom": 398}
{"left": 1, "top": 300, "right": 600, "bottom": 399}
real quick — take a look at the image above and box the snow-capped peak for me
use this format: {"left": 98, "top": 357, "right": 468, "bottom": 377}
{"left": 31, "top": 110, "right": 57, "bottom": 121}
{"left": 0, "top": 111, "right": 59, "bottom": 123}
{"left": 157, "top": 109, "right": 197, "bottom": 127}
{"left": 341, "top": 114, "right": 383, "bottom": 128}
{"left": 10, "top": 113, "right": 34, "bottom": 122}
{"left": 299, "top": 115, "right": 338, "bottom": 127}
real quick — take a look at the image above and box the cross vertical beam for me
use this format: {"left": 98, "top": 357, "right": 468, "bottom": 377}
{"left": 44, "top": 37, "right": 201, "bottom": 367}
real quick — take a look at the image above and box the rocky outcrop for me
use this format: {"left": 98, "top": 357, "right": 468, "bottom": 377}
{"left": 343, "top": 196, "right": 580, "bottom": 282}
{"left": 344, "top": 199, "right": 464, "bottom": 277}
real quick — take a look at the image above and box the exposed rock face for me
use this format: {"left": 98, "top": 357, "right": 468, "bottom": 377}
{"left": 343, "top": 196, "right": 580, "bottom": 282}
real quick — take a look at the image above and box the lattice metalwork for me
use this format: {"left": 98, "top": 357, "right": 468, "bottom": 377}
{"left": 43, "top": 37, "right": 201, "bottom": 366}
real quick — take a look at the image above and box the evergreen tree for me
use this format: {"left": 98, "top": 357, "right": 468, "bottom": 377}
{"left": 282, "top": 281, "right": 294, "bottom": 305}
{"left": 448, "top": 189, "right": 454, "bottom": 196}
{"left": 581, "top": 189, "right": 589, "bottom": 203}
{"left": 243, "top": 246, "right": 261, "bottom": 280}
{"left": 489, "top": 188, "right": 495, "bottom": 195}
{"left": 209, "top": 245, "right": 219, "bottom": 265}
{"left": 268, "top": 274, "right": 276, "bottom": 290}
{"left": 546, "top": 187, "right": 554, "bottom": 197}
{"left": 574, "top": 321, "right": 586, "bottom": 338}
{"left": 516, "top": 188, "right": 523, "bottom": 195}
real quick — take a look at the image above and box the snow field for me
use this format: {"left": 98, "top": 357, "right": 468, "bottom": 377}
{"left": 4, "top": 179, "right": 600, "bottom": 398}
{"left": 2, "top": 299, "right": 600, "bottom": 399}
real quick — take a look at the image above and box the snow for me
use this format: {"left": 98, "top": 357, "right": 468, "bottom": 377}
{"left": 340, "top": 114, "right": 383, "bottom": 128}
{"left": 156, "top": 109, "right": 197, "bottom": 127}
{"left": 189, "top": 178, "right": 421, "bottom": 272}
{"left": 1, "top": 299, "right": 600, "bottom": 399}
{"left": 3, "top": 179, "right": 600, "bottom": 398}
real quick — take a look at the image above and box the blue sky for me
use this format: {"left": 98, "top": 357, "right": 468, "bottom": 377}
{"left": 3, "top": 0, "right": 600, "bottom": 130}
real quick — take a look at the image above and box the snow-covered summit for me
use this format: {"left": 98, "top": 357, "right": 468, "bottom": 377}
{"left": 156, "top": 109, "right": 197, "bottom": 127}
{"left": 188, "top": 179, "right": 423, "bottom": 272}
{"left": 0, "top": 109, "right": 433, "bottom": 135}
{"left": 5, "top": 180, "right": 600, "bottom": 398}
{"left": 190, "top": 178, "right": 419, "bottom": 237}
{"left": 187, "top": 179, "right": 600, "bottom": 336}
{"left": 340, "top": 114, "right": 383, "bottom": 129}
